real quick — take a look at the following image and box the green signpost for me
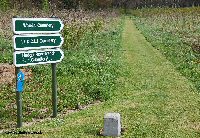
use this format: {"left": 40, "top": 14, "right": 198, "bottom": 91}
{"left": 12, "top": 18, "right": 64, "bottom": 34}
{"left": 14, "top": 49, "right": 64, "bottom": 67}
{"left": 13, "top": 17, "right": 64, "bottom": 128}
{"left": 13, "top": 34, "right": 64, "bottom": 50}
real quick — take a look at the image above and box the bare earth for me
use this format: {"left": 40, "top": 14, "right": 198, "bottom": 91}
{"left": 0, "top": 63, "right": 15, "bottom": 85}
{"left": 0, "top": 64, "right": 32, "bottom": 85}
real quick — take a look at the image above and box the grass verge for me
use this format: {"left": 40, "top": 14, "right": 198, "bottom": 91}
{"left": 2, "top": 18, "right": 200, "bottom": 137}
{"left": 133, "top": 7, "right": 200, "bottom": 92}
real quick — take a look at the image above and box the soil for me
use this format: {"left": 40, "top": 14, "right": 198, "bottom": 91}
{"left": 0, "top": 63, "right": 15, "bottom": 85}
{"left": 0, "top": 64, "right": 32, "bottom": 85}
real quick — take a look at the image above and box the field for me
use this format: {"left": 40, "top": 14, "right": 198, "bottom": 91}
{"left": 0, "top": 9, "right": 122, "bottom": 129}
{"left": 133, "top": 7, "right": 200, "bottom": 91}
{"left": 2, "top": 6, "right": 200, "bottom": 137}
{"left": 2, "top": 17, "right": 200, "bottom": 138}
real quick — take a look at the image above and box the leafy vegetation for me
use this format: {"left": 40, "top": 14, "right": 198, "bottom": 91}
{"left": 3, "top": 18, "right": 200, "bottom": 138}
{"left": 133, "top": 7, "right": 200, "bottom": 91}
{"left": 1, "top": 0, "right": 199, "bottom": 11}
{"left": 42, "top": 0, "right": 49, "bottom": 12}
{"left": 0, "top": 37, "right": 12, "bottom": 63}
{"left": 0, "top": 10, "right": 122, "bottom": 129}
{"left": 0, "top": 0, "right": 114, "bottom": 11}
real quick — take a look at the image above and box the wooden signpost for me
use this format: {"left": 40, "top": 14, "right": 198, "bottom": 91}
{"left": 12, "top": 17, "right": 64, "bottom": 128}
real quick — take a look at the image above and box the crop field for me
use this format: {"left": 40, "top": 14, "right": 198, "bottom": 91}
{"left": 0, "top": 9, "right": 123, "bottom": 129}
{"left": 133, "top": 7, "right": 200, "bottom": 91}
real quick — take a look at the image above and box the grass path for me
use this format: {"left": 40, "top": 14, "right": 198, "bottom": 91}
{"left": 3, "top": 18, "right": 200, "bottom": 137}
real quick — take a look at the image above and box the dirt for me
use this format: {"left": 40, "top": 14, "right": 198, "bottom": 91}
{"left": 0, "top": 63, "right": 15, "bottom": 85}
{"left": 0, "top": 63, "right": 32, "bottom": 85}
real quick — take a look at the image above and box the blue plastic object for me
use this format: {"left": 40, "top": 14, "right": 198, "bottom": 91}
{"left": 17, "top": 71, "right": 25, "bottom": 92}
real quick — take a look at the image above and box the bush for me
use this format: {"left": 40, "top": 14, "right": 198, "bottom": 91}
{"left": 57, "top": 18, "right": 122, "bottom": 109}
{"left": 62, "top": 19, "right": 104, "bottom": 50}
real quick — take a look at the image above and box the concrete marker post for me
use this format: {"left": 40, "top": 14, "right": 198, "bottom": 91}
{"left": 103, "top": 113, "right": 121, "bottom": 137}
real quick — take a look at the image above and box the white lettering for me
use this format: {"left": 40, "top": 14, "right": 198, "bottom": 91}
{"left": 23, "top": 23, "right": 27, "bottom": 27}
{"left": 38, "top": 23, "right": 48, "bottom": 28}
{"left": 51, "top": 39, "right": 56, "bottom": 43}
{"left": 26, "top": 40, "right": 30, "bottom": 44}
{"left": 23, "top": 53, "right": 29, "bottom": 58}
{"left": 36, "top": 52, "right": 44, "bottom": 56}
{"left": 31, "top": 38, "right": 39, "bottom": 44}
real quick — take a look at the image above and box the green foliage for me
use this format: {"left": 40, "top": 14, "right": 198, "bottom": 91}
{"left": 42, "top": 0, "right": 49, "bottom": 12}
{"left": 0, "top": 17, "right": 123, "bottom": 129}
{"left": 57, "top": 18, "right": 122, "bottom": 109}
{"left": 63, "top": 0, "right": 79, "bottom": 9}
{"left": 0, "top": 0, "right": 9, "bottom": 11}
{"left": 133, "top": 7, "right": 200, "bottom": 91}
{"left": 63, "top": 19, "right": 103, "bottom": 50}
{"left": 5, "top": 18, "right": 200, "bottom": 138}
{"left": 0, "top": 37, "right": 12, "bottom": 63}
{"left": 81, "top": 0, "right": 98, "bottom": 10}
{"left": 81, "top": 0, "right": 112, "bottom": 9}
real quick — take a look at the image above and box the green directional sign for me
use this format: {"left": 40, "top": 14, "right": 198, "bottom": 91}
{"left": 13, "top": 34, "right": 64, "bottom": 50}
{"left": 12, "top": 18, "right": 64, "bottom": 34}
{"left": 14, "top": 49, "right": 64, "bottom": 67}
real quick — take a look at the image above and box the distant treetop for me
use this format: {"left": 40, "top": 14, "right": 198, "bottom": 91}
{"left": 0, "top": 0, "right": 199, "bottom": 11}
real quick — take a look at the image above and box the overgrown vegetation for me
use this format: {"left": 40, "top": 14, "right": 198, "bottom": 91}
{"left": 4, "top": 18, "right": 200, "bottom": 138}
{"left": 0, "top": 0, "right": 114, "bottom": 11}
{"left": 0, "top": 0, "right": 199, "bottom": 13}
{"left": 133, "top": 7, "right": 200, "bottom": 91}
{"left": 0, "top": 9, "right": 122, "bottom": 129}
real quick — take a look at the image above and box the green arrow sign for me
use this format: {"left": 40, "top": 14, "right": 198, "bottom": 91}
{"left": 13, "top": 34, "right": 64, "bottom": 50}
{"left": 14, "top": 49, "right": 64, "bottom": 67}
{"left": 12, "top": 18, "right": 64, "bottom": 34}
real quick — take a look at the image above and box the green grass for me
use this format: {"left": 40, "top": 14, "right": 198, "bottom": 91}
{"left": 0, "top": 37, "right": 12, "bottom": 63}
{"left": 0, "top": 17, "right": 123, "bottom": 129}
{"left": 2, "top": 18, "right": 200, "bottom": 137}
{"left": 133, "top": 7, "right": 200, "bottom": 92}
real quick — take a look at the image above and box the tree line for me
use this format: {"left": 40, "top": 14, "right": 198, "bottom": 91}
{"left": 0, "top": 0, "right": 199, "bottom": 11}
{"left": 113, "top": 0, "right": 200, "bottom": 9}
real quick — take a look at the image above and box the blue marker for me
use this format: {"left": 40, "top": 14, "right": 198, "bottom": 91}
{"left": 17, "top": 71, "right": 25, "bottom": 92}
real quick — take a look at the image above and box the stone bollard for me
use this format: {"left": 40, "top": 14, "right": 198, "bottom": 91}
{"left": 103, "top": 113, "right": 121, "bottom": 137}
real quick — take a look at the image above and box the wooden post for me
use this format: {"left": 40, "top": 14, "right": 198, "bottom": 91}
{"left": 51, "top": 63, "right": 57, "bottom": 117}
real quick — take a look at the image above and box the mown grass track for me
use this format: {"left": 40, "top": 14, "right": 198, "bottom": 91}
{"left": 133, "top": 7, "right": 200, "bottom": 92}
{"left": 2, "top": 18, "right": 200, "bottom": 138}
